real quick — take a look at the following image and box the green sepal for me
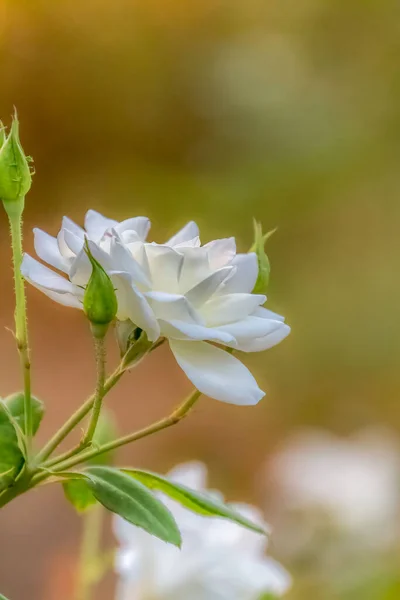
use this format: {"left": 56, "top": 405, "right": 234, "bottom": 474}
{"left": 125, "top": 469, "right": 269, "bottom": 535}
{"left": 120, "top": 329, "right": 152, "bottom": 371}
{"left": 82, "top": 466, "right": 182, "bottom": 546}
{"left": 0, "top": 112, "right": 32, "bottom": 203}
{"left": 250, "top": 220, "right": 276, "bottom": 295}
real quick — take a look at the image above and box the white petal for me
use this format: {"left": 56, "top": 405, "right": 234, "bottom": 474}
{"left": 220, "top": 252, "right": 258, "bottom": 294}
{"left": 167, "top": 462, "right": 208, "bottom": 490}
{"left": 126, "top": 241, "right": 151, "bottom": 281}
{"left": 111, "top": 272, "right": 160, "bottom": 341}
{"left": 201, "top": 293, "right": 266, "bottom": 327}
{"left": 172, "top": 236, "right": 201, "bottom": 249}
{"left": 57, "top": 228, "right": 84, "bottom": 258}
{"left": 145, "top": 291, "right": 202, "bottom": 324}
{"left": 69, "top": 247, "right": 91, "bottom": 286}
{"left": 179, "top": 247, "right": 211, "bottom": 293}
{"left": 169, "top": 340, "right": 265, "bottom": 405}
{"left": 69, "top": 241, "right": 114, "bottom": 286}
{"left": 204, "top": 237, "right": 236, "bottom": 269}
{"left": 84, "top": 209, "right": 117, "bottom": 239}
{"left": 217, "top": 316, "right": 283, "bottom": 348}
{"left": 185, "top": 267, "right": 234, "bottom": 307}
{"left": 246, "top": 557, "right": 292, "bottom": 596}
{"left": 238, "top": 323, "right": 291, "bottom": 352}
{"left": 109, "top": 236, "right": 151, "bottom": 288}
{"left": 159, "top": 319, "right": 235, "bottom": 345}
{"left": 167, "top": 221, "right": 199, "bottom": 246}
{"left": 145, "top": 245, "right": 184, "bottom": 294}
{"left": 115, "top": 217, "right": 151, "bottom": 241}
{"left": 21, "top": 255, "right": 83, "bottom": 309}
{"left": 254, "top": 306, "right": 285, "bottom": 321}
{"left": 61, "top": 216, "right": 85, "bottom": 240}
{"left": 33, "top": 228, "right": 69, "bottom": 273}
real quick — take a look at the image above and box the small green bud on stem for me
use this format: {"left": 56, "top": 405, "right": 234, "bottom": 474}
{"left": 83, "top": 240, "right": 118, "bottom": 337}
{"left": 0, "top": 113, "right": 32, "bottom": 212}
{"left": 250, "top": 220, "right": 277, "bottom": 295}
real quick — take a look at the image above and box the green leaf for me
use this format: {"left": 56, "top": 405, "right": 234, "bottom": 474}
{"left": 125, "top": 469, "right": 268, "bottom": 536}
{"left": 0, "top": 593, "right": 10, "bottom": 599}
{"left": 83, "top": 466, "right": 182, "bottom": 546}
{"left": 5, "top": 393, "right": 44, "bottom": 435}
{"left": 0, "top": 403, "right": 25, "bottom": 492}
{"left": 63, "top": 478, "right": 97, "bottom": 513}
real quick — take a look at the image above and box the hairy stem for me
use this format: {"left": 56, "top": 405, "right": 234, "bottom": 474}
{"left": 81, "top": 334, "right": 107, "bottom": 446}
{"left": 6, "top": 199, "right": 32, "bottom": 461}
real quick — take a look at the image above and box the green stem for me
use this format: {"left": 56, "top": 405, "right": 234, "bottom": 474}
{"left": 5, "top": 198, "right": 32, "bottom": 461}
{"left": 38, "top": 336, "right": 164, "bottom": 466}
{"left": 1, "top": 389, "right": 202, "bottom": 504}
{"left": 75, "top": 504, "right": 104, "bottom": 600}
{"left": 54, "top": 389, "right": 201, "bottom": 471}
{"left": 36, "top": 368, "right": 124, "bottom": 465}
{"left": 31, "top": 388, "right": 202, "bottom": 486}
{"left": 81, "top": 333, "right": 106, "bottom": 446}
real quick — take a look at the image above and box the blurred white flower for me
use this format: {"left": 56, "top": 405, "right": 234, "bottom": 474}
{"left": 268, "top": 428, "right": 400, "bottom": 539}
{"left": 21, "top": 211, "right": 290, "bottom": 405}
{"left": 114, "top": 462, "right": 291, "bottom": 600}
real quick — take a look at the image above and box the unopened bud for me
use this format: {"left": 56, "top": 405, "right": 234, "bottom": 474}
{"left": 83, "top": 240, "right": 118, "bottom": 336}
{"left": 0, "top": 113, "right": 32, "bottom": 206}
{"left": 250, "top": 220, "right": 276, "bottom": 295}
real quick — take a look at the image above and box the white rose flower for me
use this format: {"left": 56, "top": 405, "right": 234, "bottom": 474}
{"left": 114, "top": 462, "right": 291, "bottom": 600}
{"left": 21, "top": 211, "right": 290, "bottom": 405}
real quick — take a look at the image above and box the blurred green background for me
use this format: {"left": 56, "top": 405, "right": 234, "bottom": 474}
{"left": 0, "top": 0, "right": 400, "bottom": 598}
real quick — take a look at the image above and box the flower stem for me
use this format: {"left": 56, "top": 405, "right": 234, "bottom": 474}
{"left": 2, "top": 388, "right": 202, "bottom": 502}
{"left": 5, "top": 198, "right": 32, "bottom": 461}
{"left": 75, "top": 503, "right": 104, "bottom": 600}
{"left": 47, "top": 388, "right": 202, "bottom": 474}
{"left": 81, "top": 332, "right": 107, "bottom": 446}
{"left": 36, "top": 367, "right": 124, "bottom": 465}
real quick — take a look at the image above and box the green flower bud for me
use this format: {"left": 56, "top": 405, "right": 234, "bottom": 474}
{"left": 0, "top": 114, "right": 32, "bottom": 204}
{"left": 83, "top": 240, "right": 118, "bottom": 335}
{"left": 250, "top": 220, "right": 277, "bottom": 295}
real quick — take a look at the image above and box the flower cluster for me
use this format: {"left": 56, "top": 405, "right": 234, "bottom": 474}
{"left": 114, "top": 462, "right": 291, "bottom": 600}
{"left": 22, "top": 211, "right": 290, "bottom": 405}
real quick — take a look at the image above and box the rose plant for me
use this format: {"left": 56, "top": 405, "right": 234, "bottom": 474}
{"left": 0, "top": 114, "right": 290, "bottom": 600}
